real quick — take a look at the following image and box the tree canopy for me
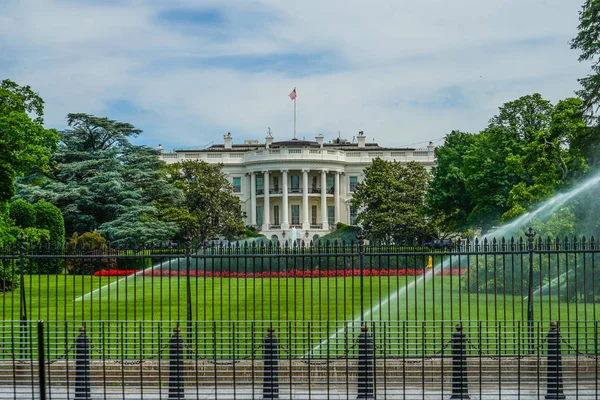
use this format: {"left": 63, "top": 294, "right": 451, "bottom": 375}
{"left": 571, "top": 0, "right": 600, "bottom": 118}
{"left": 17, "top": 113, "right": 179, "bottom": 243}
{"left": 162, "top": 160, "right": 246, "bottom": 243}
{"left": 351, "top": 159, "right": 430, "bottom": 243}
{"left": 0, "top": 80, "right": 59, "bottom": 202}
{"left": 427, "top": 94, "right": 590, "bottom": 234}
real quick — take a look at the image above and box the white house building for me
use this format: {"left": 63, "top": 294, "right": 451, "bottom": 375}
{"left": 158, "top": 131, "right": 436, "bottom": 244}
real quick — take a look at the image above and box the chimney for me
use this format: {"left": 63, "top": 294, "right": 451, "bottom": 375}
{"left": 315, "top": 134, "right": 324, "bottom": 147}
{"left": 357, "top": 131, "right": 366, "bottom": 148}
{"left": 224, "top": 132, "right": 233, "bottom": 149}
{"left": 427, "top": 141, "right": 435, "bottom": 156}
{"left": 265, "top": 131, "right": 274, "bottom": 148}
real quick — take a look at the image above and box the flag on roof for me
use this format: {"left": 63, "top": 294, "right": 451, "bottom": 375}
{"left": 289, "top": 88, "right": 297, "bottom": 100}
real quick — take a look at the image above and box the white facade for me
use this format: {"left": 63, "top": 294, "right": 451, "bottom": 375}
{"left": 159, "top": 132, "right": 435, "bottom": 244}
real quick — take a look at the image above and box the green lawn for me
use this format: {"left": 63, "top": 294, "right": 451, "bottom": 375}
{"left": 1, "top": 274, "right": 598, "bottom": 359}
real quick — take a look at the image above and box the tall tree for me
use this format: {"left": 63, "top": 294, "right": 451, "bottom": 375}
{"left": 18, "top": 114, "right": 180, "bottom": 243}
{"left": 0, "top": 80, "right": 58, "bottom": 202}
{"left": 163, "top": 160, "right": 245, "bottom": 243}
{"left": 571, "top": 0, "right": 600, "bottom": 117}
{"left": 428, "top": 94, "right": 590, "bottom": 232}
{"left": 426, "top": 131, "right": 475, "bottom": 233}
{"left": 351, "top": 159, "right": 430, "bottom": 243}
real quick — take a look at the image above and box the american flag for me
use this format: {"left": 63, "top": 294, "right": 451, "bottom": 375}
{"left": 289, "top": 88, "right": 297, "bottom": 100}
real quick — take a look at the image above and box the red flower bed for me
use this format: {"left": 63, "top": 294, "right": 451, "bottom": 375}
{"left": 137, "top": 268, "right": 467, "bottom": 278}
{"left": 93, "top": 269, "right": 138, "bottom": 276}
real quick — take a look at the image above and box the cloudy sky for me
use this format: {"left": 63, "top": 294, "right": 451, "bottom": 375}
{"left": 0, "top": 0, "right": 590, "bottom": 150}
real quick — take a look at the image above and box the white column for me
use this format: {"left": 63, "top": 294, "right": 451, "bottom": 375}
{"left": 281, "top": 170, "right": 289, "bottom": 230}
{"left": 334, "top": 171, "right": 341, "bottom": 224}
{"left": 320, "top": 170, "right": 328, "bottom": 230}
{"left": 302, "top": 169, "right": 309, "bottom": 229}
{"left": 262, "top": 170, "right": 270, "bottom": 231}
{"left": 250, "top": 172, "right": 256, "bottom": 226}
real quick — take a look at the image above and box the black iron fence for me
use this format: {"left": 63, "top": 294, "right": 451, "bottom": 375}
{"left": 0, "top": 230, "right": 599, "bottom": 398}
{"left": 1, "top": 320, "right": 598, "bottom": 399}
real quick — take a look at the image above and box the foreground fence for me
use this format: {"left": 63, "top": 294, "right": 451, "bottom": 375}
{"left": 0, "top": 230, "right": 599, "bottom": 398}
{"left": 0, "top": 320, "right": 598, "bottom": 399}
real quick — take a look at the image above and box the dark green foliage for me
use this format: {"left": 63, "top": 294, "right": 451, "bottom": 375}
{"left": 30, "top": 200, "right": 65, "bottom": 274}
{"left": 351, "top": 160, "right": 431, "bottom": 243}
{"left": 0, "top": 80, "right": 59, "bottom": 201}
{"left": 571, "top": 0, "right": 600, "bottom": 129}
{"left": 163, "top": 160, "right": 245, "bottom": 243}
{"left": 18, "top": 114, "right": 180, "bottom": 243}
{"left": 426, "top": 131, "right": 475, "bottom": 233}
{"left": 0, "top": 261, "right": 17, "bottom": 292}
{"left": 428, "top": 94, "right": 590, "bottom": 233}
{"left": 33, "top": 200, "right": 64, "bottom": 245}
{"left": 314, "top": 223, "right": 361, "bottom": 245}
{"left": 9, "top": 199, "right": 36, "bottom": 228}
{"left": 65, "top": 232, "right": 116, "bottom": 275}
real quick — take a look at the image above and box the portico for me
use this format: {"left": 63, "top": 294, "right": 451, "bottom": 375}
{"left": 252, "top": 168, "right": 342, "bottom": 237}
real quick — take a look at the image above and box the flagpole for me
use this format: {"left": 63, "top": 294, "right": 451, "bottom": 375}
{"left": 293, "top": 96, "right": 297, "bottom": 140}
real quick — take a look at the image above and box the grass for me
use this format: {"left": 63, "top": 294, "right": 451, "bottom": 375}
{"left": 1, "top": 273, "right": 598, "bottom": 359}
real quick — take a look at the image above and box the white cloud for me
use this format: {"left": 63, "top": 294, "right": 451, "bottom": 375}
{"left": 0, "top": 0, "right": 590, "bottom": 149}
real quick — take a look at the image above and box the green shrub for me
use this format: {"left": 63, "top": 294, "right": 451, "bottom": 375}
{"left": 314, "top": 223, "right": 361, "bottom": 245}
{"left": 33, "top": 200, "right": 65, "bottom": 246}
{"left": 32, "top": 201, "right": 65, "bottom": 274}
{"left": 66, "top": 232, "right": 116, "bottom": 275}
{"left": 0, "top": 261, "right": 18, "bottom": 292}
{"left": 9, "top": 199, "right": 36, "bottom": 228}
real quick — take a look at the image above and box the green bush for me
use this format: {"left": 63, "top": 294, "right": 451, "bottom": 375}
{"left": 66, "top": 232, "right": 116, "bottom": 275}
{"left": 0, "top": 261, "right": 18, "bottom": 292}
{"left": 32, "top": 200, "right": 65, "bottom": 274}
{"left": 314, "top": 223, "right": 361, "bottom": 245}
{"left": 9, "top": 199, "right": 36, "bottom": 228}
{"left": 33, "top": 200, "right": 65, "bottom": 246}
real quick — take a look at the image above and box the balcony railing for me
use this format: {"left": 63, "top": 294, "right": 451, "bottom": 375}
{"left": 310, "top": 224, "right": 323, "bottom": 229}
{"left": 269, "top": 224, "right": 281, "bottom": 229}
{"left": 257, "top": 187, "right": 334, "bottom": 195}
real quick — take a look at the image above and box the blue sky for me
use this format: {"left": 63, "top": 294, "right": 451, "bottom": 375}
{"left": 0, "top": 0, "right": 590, "bottom": 150}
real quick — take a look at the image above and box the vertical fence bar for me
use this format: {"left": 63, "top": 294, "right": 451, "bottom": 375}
{"left": 74, "top": 327, "right": 91, "bottom": 400}
{"left": 37, "top": 320, "right": 46, "bottom": 400}
{"left": 545, "top": 322, "right": 565, "bottom": 400}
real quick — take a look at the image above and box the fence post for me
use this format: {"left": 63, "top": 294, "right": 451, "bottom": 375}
{"left": 37, "top": 321, "right": 46, "bottom": 400}
{"left": 545, "top": 322, "right": 565, "bottom": 400}
{"left": 357, "top": 324, "right": 375, "bottom": 400}
{"left": 168, "top": 327, "right": 185, "bottom": 399}
{"left": 263, "top": 327, "right": 279, "bottom": 399}
{"left": 74, "top": 327, "right": 91, "bottom": 400}
{"left": 525, "top": 227, "right": 536, "bottom": 353}
{"left": 19, "top": 234, "right": 28, "bottom": 358}
{"left": 450, "top": 323, "right": 470, "bottom": 399}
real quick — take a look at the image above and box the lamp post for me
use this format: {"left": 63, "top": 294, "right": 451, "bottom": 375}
{"left": 18, "top": 233, "right": 27, "bottom": 357}
{"left": 184, "top": 233, "right": 193, "bottom": 348}
{"left": 525, "top": 227, "right": 536, "bottom": 353}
